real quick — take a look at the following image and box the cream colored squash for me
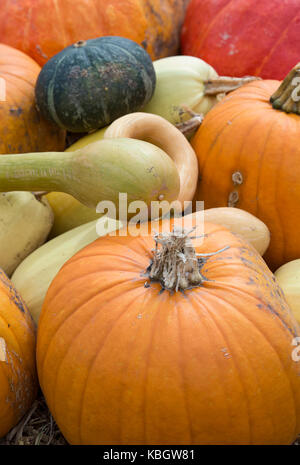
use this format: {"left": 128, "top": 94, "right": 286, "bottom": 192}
{"left": 143, "top": 55, "right": 219, "bottom": 124}
{"left": 275, "top": 260, "right": 300, "bottom": 325}
{"left": 0, "top": 191, "right": 53, "bottom": 276}
{"left": 142, "top": 56, "right": 258, "bottom": 126}
{"left": 202, "top": 207, "right": 270, "bottom": 256}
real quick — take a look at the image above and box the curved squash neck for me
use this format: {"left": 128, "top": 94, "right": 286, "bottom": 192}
{"left": 0, "top": 152, "right": 73, "bottom": 193}
{"left": 270, "top": 63, "right": 300, "bottom": 114}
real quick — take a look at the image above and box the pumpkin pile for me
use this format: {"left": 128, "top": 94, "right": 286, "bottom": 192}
{"left": 1, "top": 0, "right": 300, "bottom": 447}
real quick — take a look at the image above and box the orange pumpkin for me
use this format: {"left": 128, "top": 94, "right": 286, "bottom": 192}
{"left": 192, "top": 64, "right": 300, "bottom": 271}
{"left": 0, "top": 0, "right": 189, "bottom": 66}
{"left": 0, "top": 269, "right": 37, "bottom": 438}
{"left": 0, "top": 44, "right": 65, "bottom": 154}
{"left": 37, "top": 214, "right": 300, "bottom": 445}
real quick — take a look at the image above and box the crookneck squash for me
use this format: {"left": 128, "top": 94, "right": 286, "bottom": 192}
{"left": 0, "top": 270, "right": 37, "bottom": 438}
{"left": 45, "top": 112, "right": 198, "bottom": 236}
{"left": 192, "top": 63, "right": 300, "bottom": 270}
{"left": 37, "top": 216, "right": 300, "bottom": 445}
{"left": 0, "top": 44, "right": 65, "bottom": 154}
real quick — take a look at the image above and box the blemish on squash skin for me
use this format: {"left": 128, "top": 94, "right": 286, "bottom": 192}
{"left": 232, "top": 171, "right": 243, "bottom": 185}
{"left": 0, "top": 337, "right": 7, "bottom": 362}
{"left": 0, "top": 270, "right": 26, "bottom": 313}
{"left": 228, "top": 190, "right": 239, "bottom": 207}
{"left": 9, "top": 107, "right": 23, "bottom": 117}
{"left": 221, "top": 347, "right": 231, "bottom": 359}
{"left": 36, "top": 44, "right": 48, "bottom": 60}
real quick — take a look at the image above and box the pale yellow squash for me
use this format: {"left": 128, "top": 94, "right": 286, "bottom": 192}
{"left": 275, "top": 260, "right": 300, "bottom": 325}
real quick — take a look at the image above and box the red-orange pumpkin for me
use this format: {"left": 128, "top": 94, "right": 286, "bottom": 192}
{"left": 181, "top": 0, "right": 300, "bottom": 80}
{"left": 0, "top": 270, "right": 37, "bottom": 438}
{"left": 37, "top": 215, "right": 300, "bottom": 445}
{"left": 0, "top": 0, "right": 189, "bottom": 66}
{"left": 192, "top": 64, "right": 300, "bottom": 271}
{"left": 0, "top": 44, "right": 65, "bottom": 154}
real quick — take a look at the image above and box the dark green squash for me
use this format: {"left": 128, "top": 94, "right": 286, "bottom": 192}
{"left": 35, "top": 36, "right": 156, "bottom": 133}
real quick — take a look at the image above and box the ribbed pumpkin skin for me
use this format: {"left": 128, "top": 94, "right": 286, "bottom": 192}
{"left": 0, "top": 44, "right": 65, "bottom": 154}
{"left": 0, "top": 270, "right": 37, "bottom": 438}
{"left": 35, "top": 37, "right": 156, "bottom": 132}
{"left": 37, "top": 219, "right": 300, "bottom": 445}
{"left": 181, "top": 0, "right": 300, "bottom": 80}
{"left": 192, "top": 79, "right": 300, "bottom": 271}
{"left": 0, "top": 0, "right": 189, "bottom": 66}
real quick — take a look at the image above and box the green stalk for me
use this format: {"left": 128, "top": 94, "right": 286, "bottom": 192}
{"left": 0, "top": 138, "right": 180, "bottom": 210}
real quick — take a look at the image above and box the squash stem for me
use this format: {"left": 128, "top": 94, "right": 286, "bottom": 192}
{"left": 175, "top": 113, "right": 204, "bottom": 138}
{"left": 0, "top": 152, "right": 73, "bottom": 193}
{"left": 204, "top": 76, "right": 261, "bottom": 96}
{"left": 270, "top": 63, "right": 300, "bottom": 114}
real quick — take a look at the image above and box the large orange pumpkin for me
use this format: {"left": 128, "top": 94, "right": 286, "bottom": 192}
{"left": 37, "top": 214, "right": 300, "bottom": 445}
{"left": 0, "top": 44, "right": 65, "bottom": 154}
{"left": 0, "top": 269, "right": 37, "bottom": 438}
{"left": 0, "top": 0, "right": 190, "bottom": 66}
{"left": 192, "top": 65, "right": 300, "bottom": 271}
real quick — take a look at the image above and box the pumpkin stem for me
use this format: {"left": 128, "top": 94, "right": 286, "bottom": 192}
{"left": 148, "top": 227, "right": 228, "bottom": 291}
{"left": 204, "top": 76, "right": 261, "bottom": 97}
{"left": 270, "top": 63, "right": 300, "bottom": 114}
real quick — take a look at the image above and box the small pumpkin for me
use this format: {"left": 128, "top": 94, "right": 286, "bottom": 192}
{"left": 181, "top": 0, "right": 300, "bottom": 80}
{"left": 275, "top": 260, "right": 300, "bottom": 325}
{"left": 0, "top": 44, "right": 65, "bottom": 154}
{"left": 0, "top": 0, "right": 190, "bottom": 66}
{"left": 35, "top": 37, "right": 156, "bottom": 132}
{"left": 0, "top": 270, "right": 37, "bottom": 438}
{"left": 192, "top": 63, "right": 300, "bottom": 270}
{"left": 37, "top": 215, "right": 300, "bottom": 445}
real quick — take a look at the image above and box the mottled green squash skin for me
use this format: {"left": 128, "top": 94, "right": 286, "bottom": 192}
{"left": 35, "top": 36, "right": 156, "bottom": 133}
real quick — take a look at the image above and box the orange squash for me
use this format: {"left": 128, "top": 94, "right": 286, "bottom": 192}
{"left": 0, "top": 270, "right": 37, "bottom": 438}
{"left": 0, "top": 0, "right": 189, "bottom": 66}
{"left": 192, "top": 63, "right": 300, "bottom": 270}
{"left": 37, "top": 214, "right": 300, "bottom": 445}
{"left": 0, "top": 44, "right": 65, "bottom": 154}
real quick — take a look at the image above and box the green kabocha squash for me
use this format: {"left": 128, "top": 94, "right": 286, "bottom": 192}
{"left": 35, "top": 36, "right": 156, "bottom": 133}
